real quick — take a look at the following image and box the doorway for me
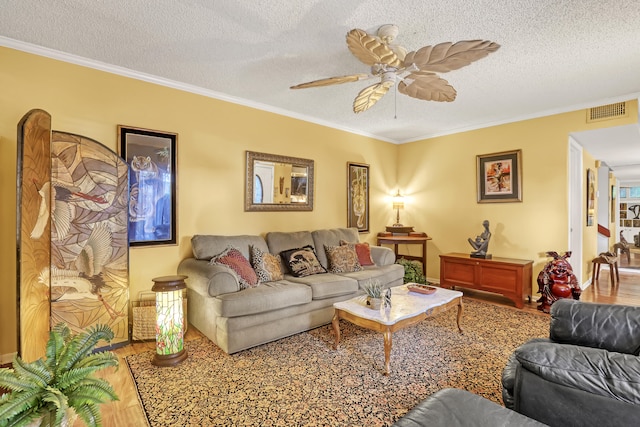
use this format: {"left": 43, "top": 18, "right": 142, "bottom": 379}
{"left": 569, "top": 137, "right": 584, "bottom": 285}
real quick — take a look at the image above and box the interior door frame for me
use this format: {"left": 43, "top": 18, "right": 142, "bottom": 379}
{"left": 569, "top": 137, "right": 584, "bottom": 286}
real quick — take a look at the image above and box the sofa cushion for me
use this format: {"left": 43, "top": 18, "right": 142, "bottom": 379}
{"left": 210, "top": 247, "right": 259, "bottom": 290}
{"left": 286, "top": 273, "right": 359, "bottom": 299}
{"left": 325, "top": 244, "right": 363, "bottom": 273}
{"left": 280, "top": 245, "right": 327, "bottom": 277}
{"left": 550, "top": 299, "right": 640, "bottom": 355}
{"left": 392, "top": 388, "right": 546, "bottom": 427}
{"left": 340, "top": 240, "right": 375, "bottom": 266}
{"left": 250, "top": 245, "right": 283, "bottom": 282}
{"left": 191, "top": 234, "right": 269, "bottom": 261}
{"left": 214, "top": 281, "right": 312, "bottom": 317}
{"left": 515, "top": 340, "right": 640, "bottom": 404}
{"left": 339, "top": 263, "right": 405, "bottom": 289}
{"left": 311, "top": 228, "right": 360, "bottom": 268}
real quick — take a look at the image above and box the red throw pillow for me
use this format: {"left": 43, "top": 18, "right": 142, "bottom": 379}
{"left": 211, "top": 247, "right": 259, "bottom": 290}
{"left": 340, "top": 240, "right": 375, "bottom": 266}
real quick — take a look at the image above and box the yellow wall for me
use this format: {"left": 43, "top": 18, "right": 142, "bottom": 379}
{"left": 0, "top": 47, "right": 397, "bottom": 356}
{"left": 396, "top": 104, "right": 637, "bottom": 285}
{"left": 1, "top": 45, "right": 637, "bottom": 357}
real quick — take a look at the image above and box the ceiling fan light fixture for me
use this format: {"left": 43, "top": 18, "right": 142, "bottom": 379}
{"left": 381, "top": 72, "right": 396, "bottom": 84}
{"left": 291, "top": 25, "right": 499, "bottom": 113}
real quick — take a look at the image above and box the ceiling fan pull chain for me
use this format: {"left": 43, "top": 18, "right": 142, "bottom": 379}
{"left": 394, "top": 82, "right": 398, "bottom": 119}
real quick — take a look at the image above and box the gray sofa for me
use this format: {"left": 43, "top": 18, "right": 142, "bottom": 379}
{"left": 502, "top": 299, "right": 640, "bottom": 426}
{"left": 177, "top": 227, "right": 404, "bottom": 353}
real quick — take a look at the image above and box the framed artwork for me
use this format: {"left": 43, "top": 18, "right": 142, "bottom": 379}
{"left": 118, "top": 126, "right": 177, "bottom": 246}
{"left": 587, "top": 168, "right": 595, "bottom": 226}
{"left": 611, "top": 185, "right": 616, "bottom": 220}
{"left": 476, "top": 149, "right": 522, "bottom": 203}
{"left": 347, "top": 162, "right": 369, "bottom": 232}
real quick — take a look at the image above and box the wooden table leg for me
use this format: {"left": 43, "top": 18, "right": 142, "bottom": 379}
{"left": 383, "top": 329, "right": 392, "bottom": 375}
{"left": 332, "top": 311, "right": 341, "bottom": 350}
{"left": 456, "top": 299, "right": 464, "bottom": 333}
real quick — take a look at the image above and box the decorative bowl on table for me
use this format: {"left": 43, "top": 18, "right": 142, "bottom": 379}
{"left": 407, "top": 284, "right": 437, "bottom": 295}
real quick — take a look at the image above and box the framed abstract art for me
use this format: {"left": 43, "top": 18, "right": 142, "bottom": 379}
{"left": 476, "top": 149, "right": 522, "bottom": 203}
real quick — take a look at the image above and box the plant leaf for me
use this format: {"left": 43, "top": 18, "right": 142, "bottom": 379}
{"left": 398, "top": 72, "right": 457, "bottom": 102}
{"left": 74, "top": 402, "right": 102, "bottom": 427}
{"left": 11, "top": 358, "right": 50, "bottom": 389}
{"left": 404, "top": 40, "right": 500, "bottom": 73}
{"left": 352, "top": 81, "right": 394, "bottom": 113}
{"left": 0, "top": 389, "right": 42, "bottom": 425}
{"left": 346, "top": 29, "right": 402, "bottom": 67}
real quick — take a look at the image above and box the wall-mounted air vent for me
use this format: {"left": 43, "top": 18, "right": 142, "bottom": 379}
{"left": 587, "top": 101, "right": 628, "bottom": 123}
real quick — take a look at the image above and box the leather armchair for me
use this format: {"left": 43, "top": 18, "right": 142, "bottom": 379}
{"left": 502, "top": 299, "right": 640, "bottom": 426}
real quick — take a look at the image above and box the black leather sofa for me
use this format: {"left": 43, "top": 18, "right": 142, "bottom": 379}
{"left": 392, "top": 388, "right": 546, "bottom": 426}
{"left": 502, "top": 299, "right": 640, "bottom": 426}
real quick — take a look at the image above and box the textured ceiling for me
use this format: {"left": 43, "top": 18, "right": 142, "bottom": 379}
{"left": 2, "top": 0, "right": 640, "bottom": 172}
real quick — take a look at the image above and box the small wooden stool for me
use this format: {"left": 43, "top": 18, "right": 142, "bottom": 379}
{"left": 613, "top": 242, "right": 631, "bottom": 264}
{"left": 591, "top": 252, "right": 619, "bottom": 284}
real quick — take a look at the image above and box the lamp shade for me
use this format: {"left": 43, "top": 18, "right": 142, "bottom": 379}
{"left": 392, "top": 190, "right": 405, "bottom": 227}
{"left": 392, "top": 200, "right": 404, "bottom": 210}
{"left": 151, "top": 275, "right": 188, "bottom": 367}
{"left": 392, "top": 191, "right": 404, "bottom": 209}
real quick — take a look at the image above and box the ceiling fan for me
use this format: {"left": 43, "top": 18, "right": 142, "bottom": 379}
{"left": 290, "top": 25, "right": 500, "bottom": 113}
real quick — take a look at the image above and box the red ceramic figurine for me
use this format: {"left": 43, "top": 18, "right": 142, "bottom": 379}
{"left": 537, "top": 251, "right": 581, "bottom": 313}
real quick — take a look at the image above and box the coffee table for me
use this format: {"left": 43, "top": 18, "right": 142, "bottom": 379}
{"left": 332, "top": 284, "right": 463, "bottom": 375}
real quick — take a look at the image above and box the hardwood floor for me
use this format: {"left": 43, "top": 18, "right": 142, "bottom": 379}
{"left": 80, "top": 261, "right": 640, "bottom": 425}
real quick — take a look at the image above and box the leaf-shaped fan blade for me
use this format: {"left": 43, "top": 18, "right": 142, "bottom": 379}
{"left": 404, "top": 40, "right": 500, "bottom": 73}
{"left": 346, "top": 29, "right": 402, "bottom": 68}
{"left": 353, "top": 80, "right": 394, "bottom": 113}
{"left": 398, "top": 72, "right": 457, "bottom": 102}
{"left": 290, "top": 73, "right": 370, "bottom": 89}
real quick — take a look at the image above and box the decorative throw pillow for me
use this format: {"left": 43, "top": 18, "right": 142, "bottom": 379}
{"left": 210, "top": 247, "right": 259, "bottom": 290}
{"left": 250, "top": 245, "right": 284, "bottom": 282}
{"left": 325, "top": 244, "right": 363, "bottom": 273}
{"left": 280, "top": 245, "right": 326, "bottom": 277}
{"left": 340, "top": 240, "right": 375, "bottom": 266}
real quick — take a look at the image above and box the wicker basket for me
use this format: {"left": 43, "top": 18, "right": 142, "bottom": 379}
{"left": 131, "top": 291, "right": 188, "bottom": 342}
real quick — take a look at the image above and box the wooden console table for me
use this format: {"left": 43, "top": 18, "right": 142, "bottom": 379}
{"left": 377, "top": 232, "right": 432, "bottom": 275}
{"left": 439, "top": 253, "right": 533, "bottom": 308}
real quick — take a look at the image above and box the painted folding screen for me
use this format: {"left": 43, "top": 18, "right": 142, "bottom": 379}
{"left": 17, "top": 109, "right": 52, "bottom": 362}
{"left": 17, "top": 110, "right": 130, "bottom": 359}
{"left": 48, "top": 131, "right": 130, "bottom": 346}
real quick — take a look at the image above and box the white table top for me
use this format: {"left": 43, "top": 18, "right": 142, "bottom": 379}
{"left": 333, "top": 284, "right": 463, "bottom": 326}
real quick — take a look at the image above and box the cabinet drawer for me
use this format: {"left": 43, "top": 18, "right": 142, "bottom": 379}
{"left": 443, "top": 260, "right": 475, "bottom": 285}
{"left": 479, "top": 265, "right": 518, "bottom": 293}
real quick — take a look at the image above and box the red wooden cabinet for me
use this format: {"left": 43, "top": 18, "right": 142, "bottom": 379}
{"left": 439, "top": 253, "right": 533, "bottom": 308}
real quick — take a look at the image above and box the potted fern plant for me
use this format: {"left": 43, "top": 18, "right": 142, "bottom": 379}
{"left": 0, "top": 323, "right": 119, "bottom": 427}
{"left": 397, "top": 258, "right": 428, "bottom": 285}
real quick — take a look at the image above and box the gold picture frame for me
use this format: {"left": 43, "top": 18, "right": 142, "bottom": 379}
{"left": 347, "top": 162, "right": 370, "bottom": 232}
{"left": 476, "top": 149, "right": 522, "bottom": 203}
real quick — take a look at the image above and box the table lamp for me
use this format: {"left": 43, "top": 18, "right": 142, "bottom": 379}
{"left": 151, "top": 275, "right": 188, "bottom": 367}
{"left": 392, "top": 190, "right": 404, "bottom": 226}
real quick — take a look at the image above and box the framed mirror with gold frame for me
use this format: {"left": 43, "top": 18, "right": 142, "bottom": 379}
{"left": 245, "top": 151, "right": 314, "bottom": 211}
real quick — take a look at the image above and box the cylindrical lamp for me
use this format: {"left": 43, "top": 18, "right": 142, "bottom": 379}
{"left": 151, "top": 275, "right": 188, "bottom": 367}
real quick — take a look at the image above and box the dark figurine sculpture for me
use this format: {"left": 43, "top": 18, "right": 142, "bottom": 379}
{"left": 537, "top": 251, "right": 581, "bottom": 313}
{"left": 468, "top": 220, "right": 492, "bottom": 259}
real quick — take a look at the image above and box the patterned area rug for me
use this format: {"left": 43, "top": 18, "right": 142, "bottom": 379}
{"left": 126, "top": 298, "right": 549, "bottom": 426}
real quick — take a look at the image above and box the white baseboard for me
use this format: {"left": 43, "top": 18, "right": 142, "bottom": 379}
{"left": 1, "top": 352, "right": 16, "bottom": 365}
